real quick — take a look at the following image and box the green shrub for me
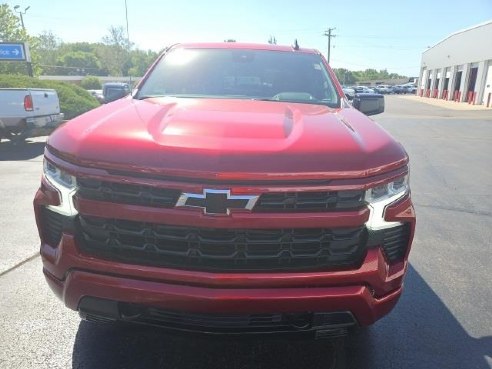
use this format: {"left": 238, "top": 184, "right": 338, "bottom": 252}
{"left": 80, "top": 76, "right": 102, "bottom": 90}
{"left": 0, "top": 74, "right": 100, "bottom": 119}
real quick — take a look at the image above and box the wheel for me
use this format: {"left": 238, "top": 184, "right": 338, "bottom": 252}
{"left": 8, "top": 131, "right": 27, "bottom": 144}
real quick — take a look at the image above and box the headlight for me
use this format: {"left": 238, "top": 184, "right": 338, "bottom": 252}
{"left": 43, "top": 158, "right": 78, "bottom": 216}
{"left": 365, "top": 174, "right": 409, "bottom": 230}
{"left": 44, "top": 159, "right": 76, "bottom": 189}
{"left": 365, "top": 174, "right": 409, "bottom": 204}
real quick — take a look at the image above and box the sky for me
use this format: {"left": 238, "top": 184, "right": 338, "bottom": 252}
{"left": 3, "top": 0, "right": 492, "bottom": 76}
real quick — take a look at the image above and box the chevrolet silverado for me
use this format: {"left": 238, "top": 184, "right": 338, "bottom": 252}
{"left": 34, "top": 43, "right": 415, "bottom": 339}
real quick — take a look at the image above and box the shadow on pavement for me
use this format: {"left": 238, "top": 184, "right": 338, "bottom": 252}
{"left": 0, "top": 139, "right": 45, "bottom": 161}
{"left": 346, "top": 265, "right": 491, "bottom": 368}
{"left": 71, "top": 265, "right": 490, "bottom": 369}
{"left": 72, "top": 323, "right": 343, "bottom": 369}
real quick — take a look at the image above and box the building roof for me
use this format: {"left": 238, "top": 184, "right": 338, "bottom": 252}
{"left": 424, "top": 19, "right": 492, "bottom": 54}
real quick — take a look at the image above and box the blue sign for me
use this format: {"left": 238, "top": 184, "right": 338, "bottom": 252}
{"left": 0, "top": 43, "right": 27, "bottom": 61}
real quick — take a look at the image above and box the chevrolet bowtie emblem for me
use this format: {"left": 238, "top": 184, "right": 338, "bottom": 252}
{"left": 176, "top": 189, "right": 259, "bottom": 215}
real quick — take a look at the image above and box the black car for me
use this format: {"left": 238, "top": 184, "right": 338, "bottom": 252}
{"left": 103, "top": 82, "right": 131, "bottom": 103}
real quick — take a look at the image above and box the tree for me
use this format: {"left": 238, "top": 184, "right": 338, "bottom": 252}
{"left": 333, "top": 68, "right": 356, "bottom": 85}
{"left": 333, "top": 67, "right": 407, "bottom": 84}
{"left": 56, "top": 51, "right": 102, "bottom": 75}
{"left": 99, "top": 25, "right": 131, "bottom": 76}
{"left": 0, "top": 4, "right": 39, "bottom": 75}
{"left": 36, "top": 30, "right": 61, "bottom": 74}
{"left": 80, "top": 76, "right": 102, "bottom": 89}
{"left": 102, "top": 25, "right": 132, "bottom": 50}
{"left": 0, "top": 4, "right": 25, "bottom": 41}
{"left": 362, "top": 68, "right": 379, "bottom": 81}
{"left": 128, "top": 49, "right": 158, "bottom": 77}
{"left": 59, "top": 41, "right": 97, "bottom": 54}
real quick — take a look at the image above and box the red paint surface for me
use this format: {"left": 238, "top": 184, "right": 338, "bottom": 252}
{"left": 35, "top": 43, "right": 416, "bottom": 328}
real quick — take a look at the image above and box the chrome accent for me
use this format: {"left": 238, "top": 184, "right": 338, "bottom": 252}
{"left": 44, "top": 177, "right": 78, "bottom": 217}
{"left": 43, "top": 159, "right": 78, "bottom": 217}
{"left": 176, "top": 189, "right": 259, "bottom": 215}
{"left": 365, "top": 189, "right": 409, "bottom": 231}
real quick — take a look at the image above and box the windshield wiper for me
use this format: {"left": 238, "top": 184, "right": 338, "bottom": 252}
{"left": 252, "top": 97, "right": 335, "bottom": 107}
{"left": 134, "top": 94, "right": 168, "bottom": 100}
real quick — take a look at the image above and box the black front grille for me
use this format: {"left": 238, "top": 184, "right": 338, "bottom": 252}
{"left": 79, "top": 297, "right": 356, "bottom": 335}
{"left": 145, "top": 309, "right": 289, "bottom": 330}
{"left": 134, "top": 307, "right": 355, "bottom": 334}
{"left": 41, "top": 207, "right": 66, "bottom": 246}
{"left": 77, "top": 178, "right": 181, "bottom": 208}
{"left": 381, "top": 224, "right": 411, "bottom": 262}
{"left": 255, "top": 191, "right": 365, "bottom": 212}
{"left": 77, "top": 177, "right": 365, "bottom": 212}
{"left": 77, "top": 215, "right": 367, "bottom": 272}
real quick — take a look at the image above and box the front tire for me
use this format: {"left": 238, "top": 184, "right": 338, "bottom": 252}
{"left": 8, "top": 131, "right": 27, "bottom": 144}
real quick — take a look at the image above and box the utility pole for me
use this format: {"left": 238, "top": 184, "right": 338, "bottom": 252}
{"left": 323, "top": 27, "right": 336, "bottom": 64}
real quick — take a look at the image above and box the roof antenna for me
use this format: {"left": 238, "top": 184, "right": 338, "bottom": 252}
{"left": 293, "top": 39, "right": 300, "bottom": 50}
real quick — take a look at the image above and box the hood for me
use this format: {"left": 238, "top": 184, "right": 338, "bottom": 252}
{"left": 48, "top": 97, "right": 407, "bottom": 180}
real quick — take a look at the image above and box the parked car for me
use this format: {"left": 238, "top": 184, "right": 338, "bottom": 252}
{"left": 353, "top": 85, "right": 375, "bottom": 94}
{"left": 35, "top": 42, "right": 415, "bottom": 339}
{"left": 392, "top": 85, "right": 409, "bottom": 94}
{"left": 375, "top": 85, "right": 392, "bottom": 94}
{"left": 342, "top": 87, "right": 355, "bottom": 100}
{"left": 102, "top": 82, "right": 130, "bottom": 103}
{"left": 402, "top": 83, "right": 417, "bottom": 94}
{"left": 0, "top": 88, "right": 64, "bottom": 143}
{"left": 87, "top": 89, "right": 104, "bottom": 103}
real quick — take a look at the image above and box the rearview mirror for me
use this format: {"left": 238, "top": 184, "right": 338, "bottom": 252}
{"left": 353, "top": 93, "right": 384, "bottom": 116}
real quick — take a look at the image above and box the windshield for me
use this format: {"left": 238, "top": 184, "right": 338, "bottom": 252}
{"left": 136, "top": 48, "right": 340, "bottom": 107}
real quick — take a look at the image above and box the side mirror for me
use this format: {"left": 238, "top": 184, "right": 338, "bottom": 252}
{"left": 353, "top": 93, "right": 384, "bottom": 116}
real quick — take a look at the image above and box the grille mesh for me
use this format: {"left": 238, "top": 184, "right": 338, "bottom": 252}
{"left": 77, "top": 178, "right": 181, "bottom": 208}
{"left": 41, "top": 208, "right": 65, "bottom": 246}
{"left": 255, "top": 191, "right": 365, "bottom": 212}
{"left": 77, "top": 178, "right": 365, "bottom": 212}
{"left": 77, "top": 215, "right": 367, "bottom": 272}
{"left": 381, "top": 224, "right": 411, "bottom": 262}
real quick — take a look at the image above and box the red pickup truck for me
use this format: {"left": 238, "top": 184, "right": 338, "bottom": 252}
{"left": 34, "top": 43, "right": 415, "bottom": 339}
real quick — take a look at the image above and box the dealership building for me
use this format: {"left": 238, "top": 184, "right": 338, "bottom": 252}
{"left": 418, "top": 20, "right": 492, "bottom": 107}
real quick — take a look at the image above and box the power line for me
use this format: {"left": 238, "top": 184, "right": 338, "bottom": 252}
{"left": 323, "top": 27, "right": 336, "bottom": 64}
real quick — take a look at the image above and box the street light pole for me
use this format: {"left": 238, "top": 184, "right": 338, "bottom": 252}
{"left": 13, "top": 5, "right": 33, "bottom": 77}
{"left": 13, "top": 5, "right": 30, "bottom": 30}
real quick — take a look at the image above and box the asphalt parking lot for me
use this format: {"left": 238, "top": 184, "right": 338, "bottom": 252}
{"left": 0, "top": 95, "right": 491, "bottom": 369}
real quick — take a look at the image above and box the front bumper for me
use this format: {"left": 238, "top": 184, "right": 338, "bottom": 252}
{"left": 41, "top": 231, "right": 407, "bottom": 328}
{"left": 35, "top": 165, "right": 416, "bottom": 334}
{"left": 0, "top": 113, "right": 64, "bottom": 139}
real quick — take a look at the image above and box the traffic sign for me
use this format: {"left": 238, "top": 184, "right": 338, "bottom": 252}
{"left": 0, "top": 43, "right": 27, "bottom": 61}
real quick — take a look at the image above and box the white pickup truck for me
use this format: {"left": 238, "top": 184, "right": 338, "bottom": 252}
{"left": 0, "top": 88, "right": 64, "bottom": 143}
